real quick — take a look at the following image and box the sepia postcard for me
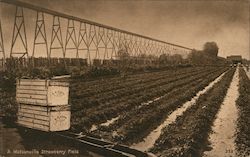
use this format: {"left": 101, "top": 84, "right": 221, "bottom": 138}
{"left": 0, "top": 0, "right": 249, "bottom": 157}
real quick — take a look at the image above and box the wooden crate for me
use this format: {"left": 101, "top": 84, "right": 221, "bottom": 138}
{"left": 16, "top": 79, "right": 69, "bottom": 106}
{"left": 17, "top": 104, "right": 70, "bottom": 131}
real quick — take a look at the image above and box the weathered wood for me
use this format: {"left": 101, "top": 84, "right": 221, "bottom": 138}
{"left": 18, "top": 116, "right": 50, "bottom": 126}
{"left": 19, "top": 107, "right": 50, "bottom": 116}
{"left": 47, "top": 86, "right": 69, "bottom": 106}
{"left": 18, "top": 120, "right": 50, "bottom": 131}
{"left": 18, "top": 112, "right": 50, "bottom": 121}
{"left": 17, "top": 97, "right": 47, "bottom": 105}
{"left": 50, "top": 111, "right": 70, "bottom": 131}
{"left": 17, "top": 85, "right": 47, "bottom": 91}
{"left": 17, "top": 89, "right": 47, "bottom": 95}
{"left": 16, "top": 93, "right": 47, "bottom": 100}
{"left": 20, "top": 103, "right": 49, "bottom": 111}
{"left": 49, "top": 81, "right": 69, "bottom": 87}
{"left": 17, "top": 104, "right": 70, "bottom": 131}
{"left": 16, "top": 79, "right": 69, "bottom": 106}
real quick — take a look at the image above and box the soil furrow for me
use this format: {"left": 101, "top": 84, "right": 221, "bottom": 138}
{"left": 151, "top": 68, "right": 235, "bottom": 157}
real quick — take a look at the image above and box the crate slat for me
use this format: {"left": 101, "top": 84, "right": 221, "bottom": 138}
{"left": 18, "top": 112, "right": 50, "bottom": 121}
{"left": 19, "top": 107, "right": 49, "bottom": 116}
{"left": 49, "top": 81, "right": 69, "bottom": 87}
{"left": 19, "top": 104, "right": 70, "bottom": 113}
{"left": 17, "top": 89, "right": 47, "bottom": 95}
{"left": 18, "top": 116, "right": 50, "bottom": 126}
{"left": 18, "top": 79, "right": 47, "bottom": 86}
{"left": 19, "top": 79, "right": 47, "bottom": 83}
{"left": 17, "top": 93, "right": 47, "bottom": 100}
{"left": 16, "top": 97, "right": 47, "bottom": 105}
{"left": 20, "top": 104, "right": 49, "bottom": 112}
{"left": 17, "top": 85, "right": 47, "bottom": 91}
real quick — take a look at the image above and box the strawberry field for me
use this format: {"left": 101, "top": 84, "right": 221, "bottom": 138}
{"left": 151, "top": 68, "right": 235, "bottom": 156}
{"left": 69, "top": 67, "right": 227, "bottom": 133}
{"left": 236, "top": 67, "right": 250, "bottom": 156}
{"left": 1, "top": 65, "right": 250, "bottom": 157}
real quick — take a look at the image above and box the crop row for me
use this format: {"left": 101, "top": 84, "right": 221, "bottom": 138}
{"left": 151, "top": 68, "right": 235, "bottom": 157}
{"left": 71, "top": 67, "right": 222, "bottom": 129}
{"left": 98, "top": 67, "right": 226, "bottom": 132}
{"left": 70, "top": 67, "right": 206, "bottom": 111}
{"left": 87, "top": 68, "right": 214, "bottom": 102}
{"left": 71, "top": 67, "right": 219, "bottom": 114}
{"left": 70, "top": 67, "right": 204, "bottom": 98}
{"left": 70, "top": 67, "right": 227, "bottom": 136}
{"left": 70, "top": 67, "right": 202, "bottom": 91}
{"left": 111, "top": 68, "right": 228, "bottom": 145}
{"left": 236, "top": 68, "right": 250, "bottom": 156}
{"left": 70, "top": 67, "right": 210, "bottom": 113}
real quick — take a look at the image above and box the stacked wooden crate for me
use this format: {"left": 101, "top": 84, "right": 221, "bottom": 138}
{"left": 16, "top": 79, "right": 70, "bottom": 131}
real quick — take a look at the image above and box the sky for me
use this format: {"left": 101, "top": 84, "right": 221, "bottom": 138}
{"left": 0, "top": 0, "right": 249, "bottom": 59}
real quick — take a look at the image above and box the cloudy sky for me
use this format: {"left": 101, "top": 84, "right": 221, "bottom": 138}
{"left": 0, "top": 0, "right": 249, "bottom": 59}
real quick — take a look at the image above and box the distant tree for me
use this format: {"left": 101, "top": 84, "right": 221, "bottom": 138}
{"left": 159, "top": 53, "right": 169, "bottom": 64}
{"left": 170, "top": 54, "right": 183, "bottom": 64}
{"left": 138, "top": 53, "right": 147, "bottom": 59}
{"left": 187, "top": 49, "right": 205, "bottom": 65}
{"left": 117, "top": 46, "right": 130, "bottom": 60}
{"left": 148, "top": 54, "right": 157, "bottom": 61}
{"left": 203, "top": 42, "right": 219, "bottom": 57}
{"left": 138, "top": 53, "right": 146, "bottom": 61}
{"left": 159, "top": 53, "right": 183, "bottom": 65}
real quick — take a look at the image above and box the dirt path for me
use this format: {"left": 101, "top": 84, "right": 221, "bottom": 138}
{"left": 131, "top": 71, "right": 226, "bottom": 152}
{"left": 203, "top": 67, "right": 240, "bottom": 157}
